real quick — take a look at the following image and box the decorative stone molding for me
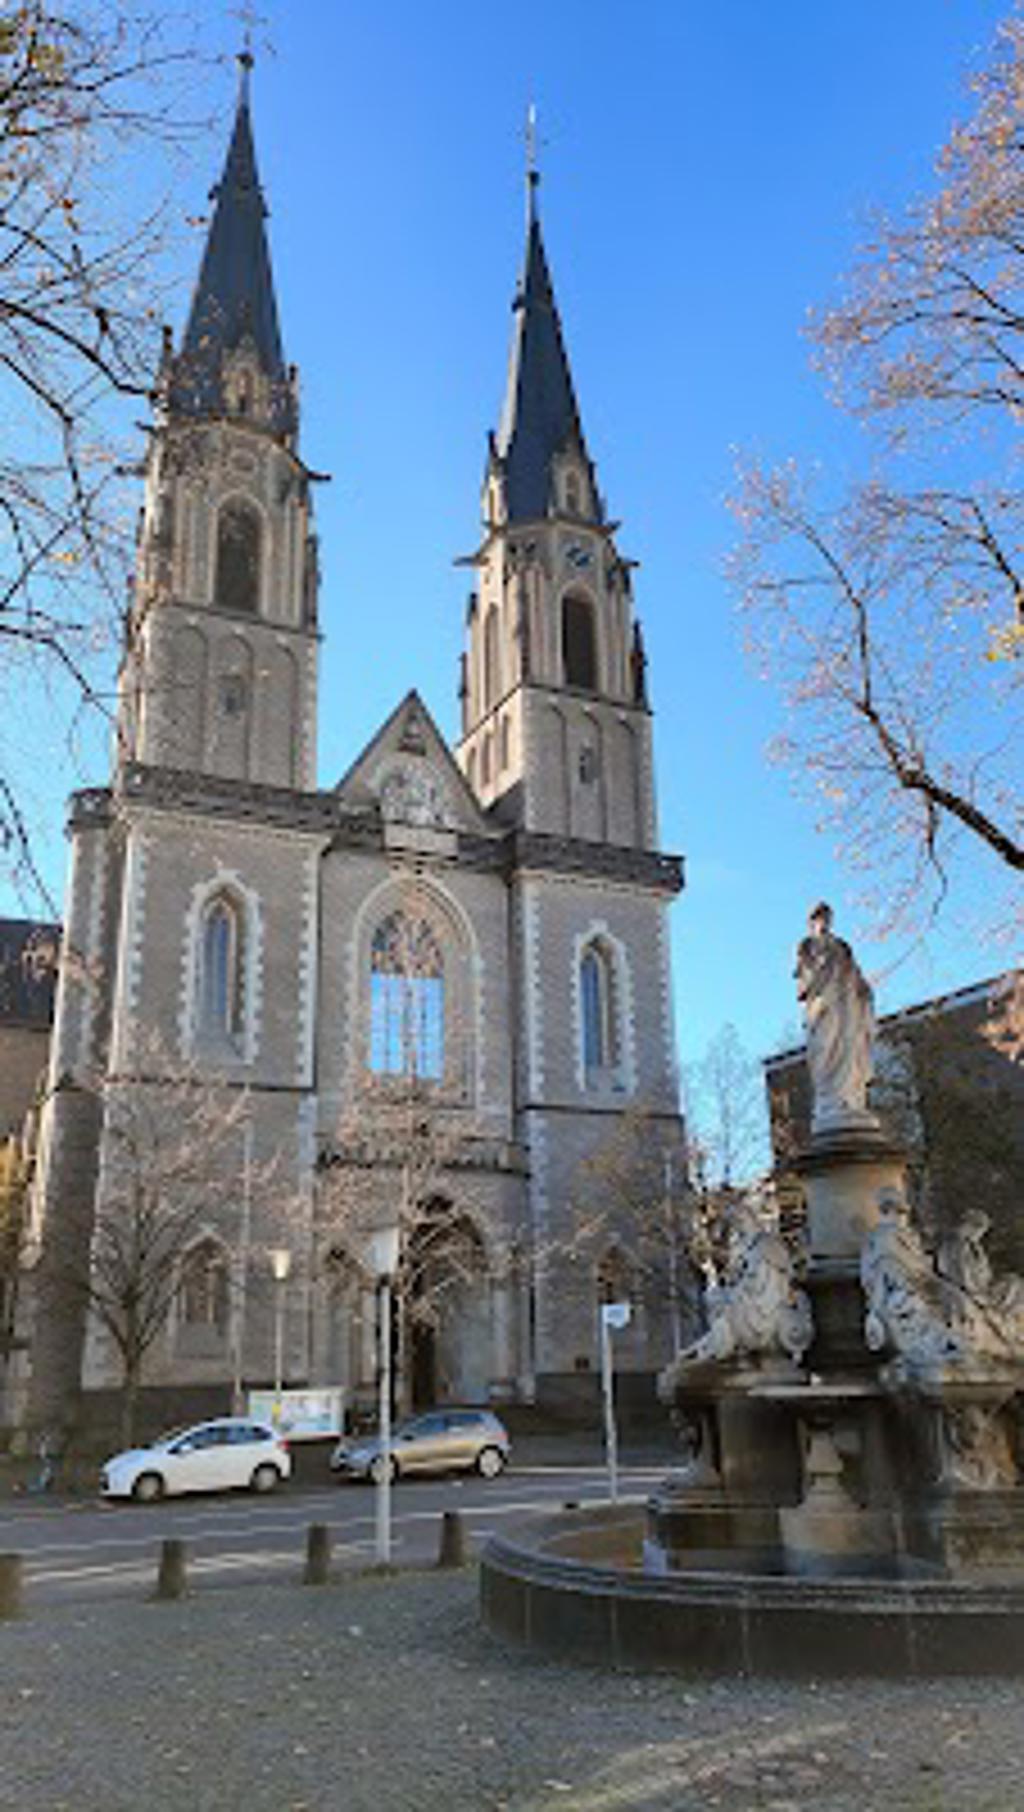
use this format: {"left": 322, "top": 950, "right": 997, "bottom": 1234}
{"left": 295, "top": 842, "right": 323, "bottom": 1086}
{"left": 109, "top": 827, "right": 149, "bottom": 1071}
{"left": 178, "top": 867, "right": 264, "bottom": 1067}
{"left": 345, "top": 869, "right": 484, "bottom": 1107}
{"left": 570, "top": 919, "right": 636, "bottom": 1099}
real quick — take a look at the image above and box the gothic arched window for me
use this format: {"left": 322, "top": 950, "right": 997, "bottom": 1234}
{"left": 483, "top": 606, "right": 500, "bottom": 709}
{"left": 370, "top": 912, "right": 445, "bottom": 1081}
{"left": 565, "top": 471, "right": 581, "bottom": 515}
{"left": 198, "top": 893, "right": 243, "bottom": 1042}
{"left": 216, "top": 500, "right": 261, "bottom": 614}
{"left": 180, "top": 1238, "right": 230, "bottom": 1333}
{"left": 563, "top": 593, "right": 597, "bottom": 691}
{"left": 580, "top": 939, "right": 618, "bottom": 1075}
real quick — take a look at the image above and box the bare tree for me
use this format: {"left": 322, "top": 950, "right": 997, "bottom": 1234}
{"left": 41, "top": 1039, "right": 281, "bottom": 1447}
{"left": 0, "top": 2, "right": 203, "bottom": 903}
{"left": 683, "top": 1022, "right": 768, "bottom": 1191}
{"left": 730, "top": 12, "right": 1024, "bottom": 938}
{"left": 563, "top": 1108, "right": 695, "bottom": 1360}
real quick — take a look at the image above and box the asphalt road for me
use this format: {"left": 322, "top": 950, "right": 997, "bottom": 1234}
{"left": 0, "top": 1463, "right": 662, "bottom": 1608}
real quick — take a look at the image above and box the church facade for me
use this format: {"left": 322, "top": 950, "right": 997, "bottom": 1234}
{"left": 24, "top": 73, "right": 687, "bottom": 1434}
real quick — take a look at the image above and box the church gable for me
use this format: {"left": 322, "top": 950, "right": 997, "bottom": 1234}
{"left": 334, "top": 691, "right": 488, "bottom": 836}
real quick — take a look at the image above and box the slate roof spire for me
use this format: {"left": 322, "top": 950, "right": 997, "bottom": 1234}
{"left": 168, "top": 52, "right": 295, "bottom": 437}
{"left": 493, "top": 120, "right": 600, "bottom": 524}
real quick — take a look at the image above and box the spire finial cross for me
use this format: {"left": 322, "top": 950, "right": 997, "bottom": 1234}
{"left": 524, "top": 100, "right": 546, "bottom": 224}
{"left": 525, "top": 101, "right": 539, "bottom": 185}
{"left": 229, "top": 2, "right": 266, "bottom": 88}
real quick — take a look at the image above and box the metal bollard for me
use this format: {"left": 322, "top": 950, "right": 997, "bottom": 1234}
{"left": 154, "top": 1538, "right": 188, "bottom": 1601}
{"left": 303, "top": 1522, "right": 332, "bottom": 1586}
{"left": 437, "top": 1508, "right": 469, "bottom": 1569}
{"left": 0, "top": 1553, "right": 24, "bottom": 1620}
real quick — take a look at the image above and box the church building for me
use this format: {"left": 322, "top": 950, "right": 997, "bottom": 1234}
{"left": 23, "top": 67, "right": 688, "bottom": 1435}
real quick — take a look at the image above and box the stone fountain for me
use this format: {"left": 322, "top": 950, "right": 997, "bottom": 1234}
{"left": 651, "top": 901, "right": 1024, "bottom": 1586}
{"left": 481, "top": 905, "right": 1024, "bottom": 1675}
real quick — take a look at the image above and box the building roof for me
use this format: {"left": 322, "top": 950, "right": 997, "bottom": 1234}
{"left": 493, "top": 179, "right": 597, "bottom": 524}
{"left": 168, "top": 62, "right": 294, "bottom": 437}
{"left": 0, "top": 920, "right": 59, "bottom": 1029}
{"left": 764, "top": 969, "right": 1022, "bottom": 1072}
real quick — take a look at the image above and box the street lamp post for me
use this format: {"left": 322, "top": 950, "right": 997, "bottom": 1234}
{"left": 268, "top": 1246, "right": 292, "bottom": 1416}
{"left": 600, "top": 1300, "right": 631, "bottom": 1502}
{"left": 367, "top": 1225, "right": 401, "bottom": 1568}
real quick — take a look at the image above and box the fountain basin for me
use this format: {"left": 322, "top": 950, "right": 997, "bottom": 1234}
{"left": 480, "top": 1504, "right": 1024, "bottom": 1677}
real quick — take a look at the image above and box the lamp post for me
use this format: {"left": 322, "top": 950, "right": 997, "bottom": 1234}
{"left": 600, "top": 1300, "right": 631, "bottom": 1502}
{"left": 268, "top": 1246, "right": 292, "bottom": 1417}
{"left": 367, "top": 1225, "right": 401, "bottom": 1568}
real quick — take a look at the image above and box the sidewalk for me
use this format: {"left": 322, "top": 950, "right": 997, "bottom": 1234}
{"left": 1, "top": 1564, "right": 1022, "bottom": 1810}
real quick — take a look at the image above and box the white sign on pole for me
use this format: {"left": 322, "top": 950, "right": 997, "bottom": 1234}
{"left": 601, "top": 1301, "right": 632, "bottom": 1332}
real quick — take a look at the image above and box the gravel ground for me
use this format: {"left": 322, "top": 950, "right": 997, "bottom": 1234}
{"left": 1, "top": 1567, "right": 1023, "bottom": 1811}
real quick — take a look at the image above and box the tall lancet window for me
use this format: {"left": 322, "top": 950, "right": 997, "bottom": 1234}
{"left": 563, "top": 593, "right": 597, "bottom": 691}
{"left": 580, "top": 940, "right": 617, "bottom": 1075}
{"left": 483, "top": 606, "right": 500, "bottom": 709}
{"left": 199, "top": 894, "right": 243, "bottom": 1041}
{"left": 370, "top": 913, "right": 444, "bottom": 1082}
{"left": 216, "top": 500, "right": 261, "bottom": 613}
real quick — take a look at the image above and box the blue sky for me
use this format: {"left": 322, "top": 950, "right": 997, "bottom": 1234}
{"left": 5, "top": 0, "right": 1016, "bottom": 1070}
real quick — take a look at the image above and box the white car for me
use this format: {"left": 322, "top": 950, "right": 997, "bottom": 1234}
{"left": 100, "top": 1417, "right": 292, "bottom": 1502}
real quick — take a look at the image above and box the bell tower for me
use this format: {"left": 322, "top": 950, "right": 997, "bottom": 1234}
{"left": 121, "top": 54, "right": 319, "bottom": 793}
{"left": 456, "top": 161, "right": 655, "bottom": 851}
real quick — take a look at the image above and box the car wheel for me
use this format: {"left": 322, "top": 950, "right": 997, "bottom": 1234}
{"left": 476, "top": 1445, "right": 505, "bottom": 1479}
{"left": 369, "top": 1452, "right": 396, "bottom": 1485}
{"left": 132, "top": 1471, "right": 164, "bottom": 1504}
{"left": 250, "top": 1463, "right": 281, "bottom": 1494}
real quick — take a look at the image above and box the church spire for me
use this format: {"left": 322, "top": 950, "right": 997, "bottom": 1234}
{"left": 168, "top": 53, "right": 294, "bottom": 438}
{"left": 492, "top": 123, "right": 600, "bottom": 525}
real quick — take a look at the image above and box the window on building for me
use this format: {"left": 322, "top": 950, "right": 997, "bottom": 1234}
{"left": 565, "top": 471, "right": 581, "bottom": 515}
{"left": 370, "top": 912, "right": 444, "bottom": 1081}
{"left": 562, "top": 593, "right": 597, "bottom": 691}
{"left": 180, "top": 1239, "right": 230, "bottom": 1333}
{"left": 198, "top": 893, "right": 243, "bottom": 1042}
{"left": 484, "top": 606, "right": 500, "bottom": 709}
{"left": 580, "top": 939, "right": 618, "bottom": 1074}
{"left": 481, "top": 732, "right": 493, "bottom": 788}
{"left": 499, "top": 715, "right": 510, "bottom": 771}
{"left": 216, "top": 500, "right": 261, "bottom": 613}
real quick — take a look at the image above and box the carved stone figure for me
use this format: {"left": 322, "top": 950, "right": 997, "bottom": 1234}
{"left": 938, "top": 1209, "right": 1024, "bottom": 1360}
{"left": 377, "top": 763, "right": 449, "bottom": 829}
{"left": 942, "top": 1404, "right": 1018, "bottom": 1490}
{"left": 861, "top": 1188, "right": 961, "bottom": 1368}
{"left": 667, "top": 1192, "right": 813, "bottom": 1379}
{"left": 862, "top": 1189, "right": 1024, "bottom": 1375}
{"left": 795, "top": 901, "right": 876, "bottom": 1133}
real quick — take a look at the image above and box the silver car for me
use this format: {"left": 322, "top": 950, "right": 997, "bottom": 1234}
{"left": 330, "top": 1408, "right": 510, "bottom": 1483}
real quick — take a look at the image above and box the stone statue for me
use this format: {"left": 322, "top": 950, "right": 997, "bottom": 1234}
{"left": 666, "top": 1191, "right": 813, "bottom": 1379}
{"left": 861, "top": 1188, "right": 962, "bottom": 1369}
{"left": 942, "top": 1404, "right": 1018, "bottom": 1491}
{"left": 938, "top": 1209, "right": 1024, "bottom": 1361}
{"left": 795, "top": 902, "right": 876, "bottom": 1134}
{"left": 862, "top": 1189, "right": 1024, "bottom": 1376}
